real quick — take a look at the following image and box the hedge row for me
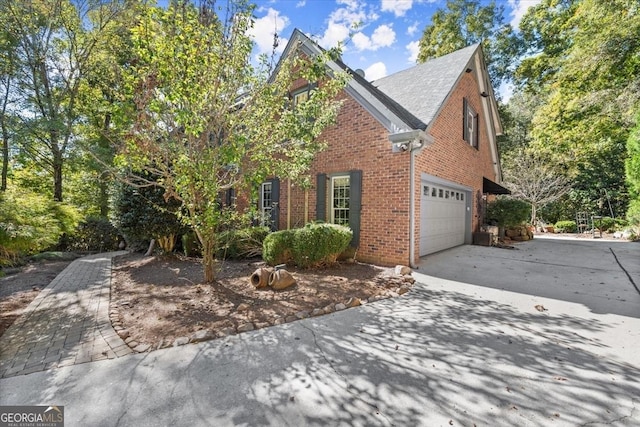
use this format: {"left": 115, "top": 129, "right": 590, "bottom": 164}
{"left": 263, "top": 223, "right": 353, "bottom": 268}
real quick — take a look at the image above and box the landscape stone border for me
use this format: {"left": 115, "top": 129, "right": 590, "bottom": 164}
{"left": 109, "top": 265, "right": 415, "bottom": 353}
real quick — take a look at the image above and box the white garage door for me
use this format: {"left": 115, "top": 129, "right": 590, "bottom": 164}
{"left": 419, "top": 180, "right": 468, "bottom": 256}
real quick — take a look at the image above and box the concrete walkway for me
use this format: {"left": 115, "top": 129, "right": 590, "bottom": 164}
{"left": 0, "top": 252, "right": 131, "bottom": 378}
{"left": 0, "top": 240, "right": 638, "bottom": 426}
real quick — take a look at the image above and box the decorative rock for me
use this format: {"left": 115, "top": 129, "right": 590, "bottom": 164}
{"left": 134, "top": 343, "right": 151, "bottom": 353}
{"left": 124, "top": 336, "right": 135, "bottom": 344}
{"left": 218, "top": 327, "right": 236, "bottom": 337}
{"left": 395, "top": 265, "right": 412, "bottom": 276}
{"left": 190, "top": 329, "right": 215, "bottom": 343}
{"left": 118, "top": 329, "right": 130, "bottom": 339}
{"left": 237, "top": 303, "right": 250, "bottom": 312}
{"left": 323, "top": 305, "right": 335, "bottom": 314}
{"left": 255, "top": 322, "right": 270, "bottom": 329}
{"left": 237, "top": 323, "right": 255, "bottom": 332}
{"left": 295, "top": 311, "right": 310, "bottom": 319}
{"left": 311, "top": 308, "right": 324, "bottom": 317}
{"left": 334, "top": 303, "right": 347, "bottom": 311}
{"left": 397, "top": 285, "right": 411, "bottom": 295}
{"left": 345, "top": 297, "right": 361, "bottom": 308}
{"left": 273, "top": 318, "right": 286, "bottom": 325}
{"left": 173, "top": 337, "right": 190, "bottom": 347}
{"left": 402, "top": 276, "right": 416, "bottom": 284}
{"left": 285, "top": 315, "right": 298, "bottom": 323}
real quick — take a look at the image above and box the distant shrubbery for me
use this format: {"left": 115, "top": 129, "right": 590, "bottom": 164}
{"left": 554, "top": 220, "right": 577, "bottom": 233}
{"left": 0, "top": 187, "right": 80, "bottom": 265}
{"left": 263, "top": 223, "right": 353, "bottom": 268}
{"left": 63, "top": 217, "right": 120, "bottom": 252}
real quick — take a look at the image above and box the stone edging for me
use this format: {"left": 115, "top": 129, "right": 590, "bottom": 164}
{"left": 109, "top": 266, "right": 416, "bottom": 353}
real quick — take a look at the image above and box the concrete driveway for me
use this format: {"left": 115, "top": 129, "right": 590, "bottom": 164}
{"left": 1, "top": 237, "right": 639, "bottom": 426}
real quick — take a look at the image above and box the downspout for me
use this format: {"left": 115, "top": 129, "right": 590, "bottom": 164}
{"left": 389, "top": 130, "right": 430, "bottom": 268}
{"left": 409, "top": 146, "right": 417, "bottom": 268}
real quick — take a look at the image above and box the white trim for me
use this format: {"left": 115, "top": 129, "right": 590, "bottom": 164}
{"left": 330, "top": 175, "right": 350, "bottom": 226}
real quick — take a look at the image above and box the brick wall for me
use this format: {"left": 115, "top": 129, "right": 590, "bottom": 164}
{"left": 411, "top": 71, "right": 498, "bottom": 265}
{"left": 278, "top": 69, "right": 499, "bottom": 267}
{"left": 281, "top": 92, "right": 412, "bottom": 266}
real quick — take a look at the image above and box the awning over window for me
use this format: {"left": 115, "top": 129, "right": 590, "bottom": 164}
{"left": 483, "top": 177, "right": 511, "bottom": 195}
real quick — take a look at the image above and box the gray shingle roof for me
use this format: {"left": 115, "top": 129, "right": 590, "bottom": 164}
{"left": 372, "top": 44, "right": 479, "bottom": 128}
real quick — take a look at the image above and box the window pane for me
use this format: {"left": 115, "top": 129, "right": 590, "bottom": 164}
{"left": 332, "top": 176, "right": 350, "bottom": 226}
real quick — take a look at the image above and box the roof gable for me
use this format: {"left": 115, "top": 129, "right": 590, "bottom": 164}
{"left": 372, "top": 44, "right": 479, "bottom": 129}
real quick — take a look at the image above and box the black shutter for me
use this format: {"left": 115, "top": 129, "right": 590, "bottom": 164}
{"left": 269, "top": 178, "right": 280, "bottom": 231}
{"left": 473, "top": 113, "right": 479, "bottom": 149}
{"left": 225, "top": 188, "right": 235, "bottom": 207}
{"left": 316, "top": 173, "right": 327, "bottom": 222}
{"left": 348, "top": 170, "right": 362, "bottom": 247}
{"left": 463, "top": 98, "right": 468, "bottom": 142}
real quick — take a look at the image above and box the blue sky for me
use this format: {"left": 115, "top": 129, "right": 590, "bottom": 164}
{"left": 248, "top": 0, "right": 542, "bottom": 83}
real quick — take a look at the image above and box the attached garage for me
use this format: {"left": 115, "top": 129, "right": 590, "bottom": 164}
{"left": 419, "top": 176, "right": 471, "bottom": 256}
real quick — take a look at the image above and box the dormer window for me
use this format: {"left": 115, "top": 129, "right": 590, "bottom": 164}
{"left": 463, "top": 98, "right": 479, "bottom": 149}
{"left": 291, "top": 82, "right": 317, "bottom": 108}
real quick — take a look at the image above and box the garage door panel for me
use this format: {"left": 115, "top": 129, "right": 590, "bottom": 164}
{"left": 420, "top": 181, "right": 468, "bottom": 256}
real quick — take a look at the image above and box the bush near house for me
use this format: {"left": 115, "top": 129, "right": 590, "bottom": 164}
{"left": 263, "top": 223, "right": 353, "bottom": 268}
{"left": 217, "top": 226, "right": 270, "bottom": 260}
{"left": 486, "top": 198, "right": 531, "bottom": 227}
{"left": 554, "top": 220, "right": 577, "bottom": 233}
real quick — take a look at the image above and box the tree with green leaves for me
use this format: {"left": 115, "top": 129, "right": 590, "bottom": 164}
{"left": 520, "top": 0, "right": 639, "bottom": 217}
{"left": 626, "top": 112, "right": 640, "bottom": 228}
{"left": 417, "top": 0, "right": 521, "bottom": 91}
{"left": 118, "top": 0, "right": 347, "bottom": 282}
{"left": 1, "top": 0, "right": 126, "bottom": 201}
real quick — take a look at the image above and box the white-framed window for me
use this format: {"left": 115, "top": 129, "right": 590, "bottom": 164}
{"left": 331, "top": 175, "right": 350, "bottom": 226}
{"left": 463, "top": 98, "right": 479, "bottom": 149}
{"left": 260, "top": 181, "right": 273, "bottom": 224}
{"left": 293, "top": 90, "right": 309, "bottom": 106}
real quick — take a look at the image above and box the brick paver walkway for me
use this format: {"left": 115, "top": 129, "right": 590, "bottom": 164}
{"left": 0, "top": 252, "right": 132, "bottom": 378}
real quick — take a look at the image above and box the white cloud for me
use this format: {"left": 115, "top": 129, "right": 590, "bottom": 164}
{"left": 249, "top": 8, "right": 290, "bottom": 55}
{"left": 318, "top": 0, "right": 379, "bottom": 49}
{"left": 295, "top": 0, "right": 306, "bottom": 7}
{"left": 352, "top": 24, "right": 396, "bottom": 51}
{"left": 365, "top": 62, "right": 387, "bottom": 80}
{"left": 407, "top": 22, "right": 419, "bottom": 36}
{"left": 508, "top": 0, "right": 542, "bottom": 29}
{"left": 406, "top": 40, "right": 420, "bottom": 63}
{"left": 380, "top": 0, "right": 412, "bottom": 17}
{"left": 319, "top": 21, "right": 351, "bottom": 49}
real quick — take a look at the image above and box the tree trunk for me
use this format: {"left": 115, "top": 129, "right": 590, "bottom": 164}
{"left": 530, "top": 204, "right": 537, "bottom": 226}
{"left": 52, "top": 144, "right": 64, "bottom": 202}
{"left": 202, "top": 237, "right": 217, "bottom": 283}
{"left": 144, "top": 239, "right": 156, "bottom": 256}
{"left": 1, "top": 122, "right": 8, "bottom": 192}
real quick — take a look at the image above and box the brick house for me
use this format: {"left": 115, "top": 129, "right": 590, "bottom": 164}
{"left": 256, "top": 29, "right": 508, "bottom": 267}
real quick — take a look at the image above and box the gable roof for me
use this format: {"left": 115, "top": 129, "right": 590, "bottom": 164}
{"left": 279, "top": 29, "right": 503, "bottom": 178}
{"left": 372, "top": 44, "right": 479, "bottom": 130}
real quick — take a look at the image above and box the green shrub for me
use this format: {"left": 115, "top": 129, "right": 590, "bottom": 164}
{"left": 595, "top": 217, "right": 628, "bottom": 232}
{"left": 486, "top": 198, "right": 530, "bottom": 227}
{"left": 262, "top": 229, "right": 295, "bottom": 265}
{"left": 113, "top": 181, "right": 186, "bottom": 251}
{"left": 0, "top": 187, "right": 80, "bottom": 265}
{"left": 263, "top": 224, "right": 353, "bottom": 268}
{"left": 554, "top": 220, "right": 577, "bottom": 233}
{"left": 65, "top": 217, "right": 120, "bottom": 252}
{"left": 292, "top": 223, "right": 353, "bottom": 268}
{"left": 182, "top": 232, "right": 201, "bottom": 257}
{"left": 217, "top": 226, "right": 270, "bottom": 259}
